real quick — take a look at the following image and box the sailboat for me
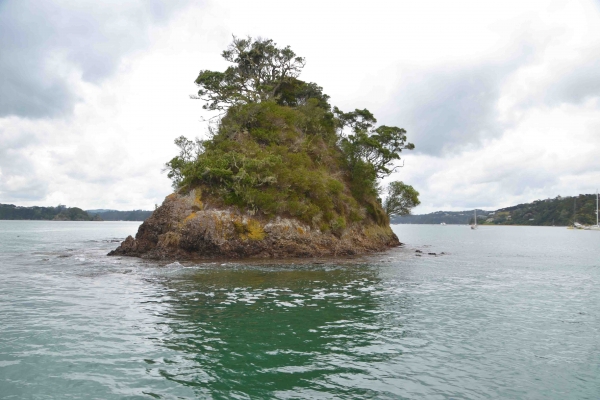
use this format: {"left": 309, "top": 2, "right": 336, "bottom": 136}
{"left": 471, "top": 209, "right": 477, "bottom": 230}
{"left": 569, "top": 191, "right": 600, "bottom": 230}
{"left": 587, "top": 190, "right": 600, "bottom": 230}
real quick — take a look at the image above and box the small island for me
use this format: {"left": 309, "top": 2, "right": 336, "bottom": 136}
{"left": 110, "top": 36, "right": 420, "bottom": 260}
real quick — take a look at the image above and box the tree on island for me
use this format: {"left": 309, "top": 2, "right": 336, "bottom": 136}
{"left": 193, "top": 36, "right": 309, "bottom": 111}
{"left": 383, "top": 181, "right": 421, "bottom": 217}
{"left": 166, "top": 36, "right": 419, "bottom": 232}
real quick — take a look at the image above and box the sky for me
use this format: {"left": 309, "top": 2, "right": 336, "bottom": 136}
{"left": 1, "top": 0, "right": 600, "bottom": 213}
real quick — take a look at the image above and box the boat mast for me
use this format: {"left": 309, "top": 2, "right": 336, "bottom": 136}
{"left": 597, "top": 190, "right": 598, "bottom": 227}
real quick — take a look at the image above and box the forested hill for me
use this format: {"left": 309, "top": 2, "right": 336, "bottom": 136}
{"left": 391, "top": 210, "right": 492, "bottom": 225}
{"left": 491, "top": 194, "right": 597, "bottom": 226}
{"left": 392, "top": 194, "right": 598, "bottom": 226}
{"left": 86, "top": 209, "right": 153, "bottom": 221}
{"left": 0, "top": 204, "right": 101, "bottom": 221}
{"left": 0, "top": 204, "right": 154, "bottom": 221}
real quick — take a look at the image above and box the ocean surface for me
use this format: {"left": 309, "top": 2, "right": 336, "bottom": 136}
{"left": 0, "top": 221, "right": 599, "bottom": 399}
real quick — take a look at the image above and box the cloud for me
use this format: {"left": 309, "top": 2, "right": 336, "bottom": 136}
{"left": 0, "top": 0, "right": 191, "bottom": 118}
{"left": 0, "top": 118, "right": 50, "bottom": 201}
{"left": 387, "top": 63, "right": 512, "bottom": 156}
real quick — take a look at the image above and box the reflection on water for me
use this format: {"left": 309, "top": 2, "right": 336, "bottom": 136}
{"left": 1, "top": 222, "right": 599, "bottom": 399}
{"left": 153, "top": 266, "right": 404, "bottom": 399}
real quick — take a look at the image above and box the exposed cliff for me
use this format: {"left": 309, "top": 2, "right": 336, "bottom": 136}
{"left": 109, "top": 189, "right": 400, "bottom": 260}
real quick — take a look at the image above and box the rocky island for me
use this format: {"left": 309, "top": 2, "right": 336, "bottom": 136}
{"left": 110, "top": 36, "right": 420, "bottom": 260}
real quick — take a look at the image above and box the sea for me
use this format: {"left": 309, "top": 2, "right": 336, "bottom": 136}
{"left": 0, "top": 221, "right": 598, "bottom": 399}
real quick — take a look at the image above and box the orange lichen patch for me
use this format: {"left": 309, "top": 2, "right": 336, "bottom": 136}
{"left": 159, "top": 231, "right": 180, "bottom": 248}
{"left": 184, "top": 212, "right": 197, "bottom": 223}
{"left": 233, "top": 218, "right": 265, "bottom": 241}
{"left": 296, "top": 227, "right": 305, "bottom": 235}
{"left": 212, "top": 213, "right": 224, "bottom": 232}
{"left": 192, "top": 189, "right": 203, "bottom": 211}
{"left": 246, "top": 219, "right": 266, "bottom": 240}
{"left": 232, "top": 218, "right": 245, "bottom": 234}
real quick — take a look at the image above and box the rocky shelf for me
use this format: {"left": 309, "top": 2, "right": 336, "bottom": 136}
{"left": 109, "top": 189, "right": 400, "bottom": 260}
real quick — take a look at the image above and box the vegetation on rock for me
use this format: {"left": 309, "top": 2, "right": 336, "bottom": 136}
{"left": 165, "top": 36, "right": 419, "bottom": 233}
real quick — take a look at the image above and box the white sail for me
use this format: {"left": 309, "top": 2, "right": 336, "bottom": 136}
{"left": 471, "top": 209, "right": 477, "bottom": 229}
{"left": 590, "top": 190, "right": 600, "bottom": 230}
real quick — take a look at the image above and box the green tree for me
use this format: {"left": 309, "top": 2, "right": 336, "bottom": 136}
{"left": 383, "top": 181, "right": 420, "bottom": 216}
{"left": 334, "top": 107, "right": 414, "bottom": 179}
{"left": 164, "top": 136, "right": 204, "bottom": 188}
{"left": 193, "top": 36, "right": 307, "bottom": 111}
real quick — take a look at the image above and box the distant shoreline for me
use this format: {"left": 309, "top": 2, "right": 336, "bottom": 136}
{"left": 392, "top": 223, "right": 568, "bottom": 227}
{"left": 0, "top": 219, "right": 142, "bottom": 222}
{"left": 391, "top": 194, "right": 597, "bottom": 226}
{"left": 0, "top": 203, "right": 152, "bottom": 222}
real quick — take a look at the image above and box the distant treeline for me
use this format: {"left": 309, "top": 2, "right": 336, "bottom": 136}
{"left": 0, "top": 204, "right": 101, "bottom": 221}
{"left": 492, "top": 194, "right": 597, "bottom": 226}
{"left": 391, "top": 210, "right": 491, "bottom": 225}
{"left": 0, "top": 204, "right": 154, "bottom": 221}
{"left": 86, "top": 209, "right": 153, "bottom": 221}
{"left": 392, "top": 194, "right": 598, "bottom": 226}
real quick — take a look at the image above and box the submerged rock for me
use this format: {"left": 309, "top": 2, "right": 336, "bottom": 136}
{"left": 108, "top": 190, "right": 400, "bottom": 260}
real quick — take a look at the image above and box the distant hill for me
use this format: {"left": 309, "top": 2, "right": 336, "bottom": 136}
{"left": 0, "top": 204, "right": 101, "bottom": 221}
{"left": 489, "top": 194, "right": 596, "bottom": 226}
{"left": 392, "top": 194, "right": 597, "bottom": 226}
{"left": 86, "top": 209, "right": 153, "bottom": 221}
{"left": 391, "top": 210, "right": 491, "bottom": 225}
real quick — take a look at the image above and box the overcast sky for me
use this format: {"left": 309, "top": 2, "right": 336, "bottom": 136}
{"left": 1, "top": 0, "right": 600, "bottom": 213}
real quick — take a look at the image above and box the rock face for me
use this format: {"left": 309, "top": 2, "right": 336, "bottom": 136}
{"left": 109, "top": 189, "right": 400, "bottom": 260}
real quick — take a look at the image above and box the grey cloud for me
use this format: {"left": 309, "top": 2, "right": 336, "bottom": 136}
{"left": 543, "top": 57, "right": 600, "bottom": 106}
{"left": 0, "top": 0, "right": 192, "bottom": 118}
{"left": 496, "top": 169, "right": 558, "bottom": 198}
{"left": 416, "top": 170, "right": 560, "bottom": 213}
{"left": 0, "top": 124, "right": 48, "bottom": 201}
{"left": 385, "top": 64, "right": 513, "bottom": 156}
{"left": 0, "top": 148, "right": 49, "bottom": 202}
{"left": 381, "top": 37, "right": 585, "bottom": 157}
{"left": 390, "top": 50, "right": 600, "bottom": 157}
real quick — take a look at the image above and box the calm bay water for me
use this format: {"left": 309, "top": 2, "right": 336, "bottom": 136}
{"left": 0, "top": 221, "right": 599, "bottom": 399}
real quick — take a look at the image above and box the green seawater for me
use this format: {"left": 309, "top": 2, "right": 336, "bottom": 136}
{"left": 0, "top": 221, "right": 599, "bottom": 399}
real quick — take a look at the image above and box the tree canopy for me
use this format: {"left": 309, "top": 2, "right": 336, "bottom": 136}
{"left": 383, "top": 181, "right": 421, "bottom": 217}
{"left": 167, "top": 36, "right": 419, "bottom": 231}
{"left": 194, "top": 36, "right": 309, "bottom": 111}
{"left": 334, "top": 106, "right": 414, "bottom": 179}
